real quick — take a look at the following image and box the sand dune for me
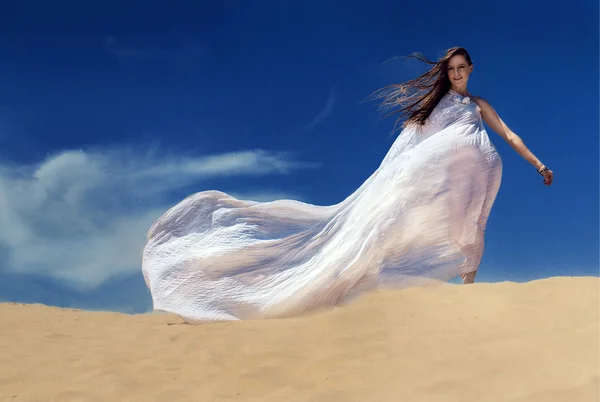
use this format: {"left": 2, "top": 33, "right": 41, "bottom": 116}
{"left": 1, "top": 276, "right": 598, "bottom": 401}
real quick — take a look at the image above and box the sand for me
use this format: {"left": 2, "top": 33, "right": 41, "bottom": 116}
{"left": 0, "top": 276, "right": 598, "bottom": 402}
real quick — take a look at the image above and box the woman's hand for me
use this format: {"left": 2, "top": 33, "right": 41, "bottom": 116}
{"left": 541, "top": 168, "right": 553, "bottom": 186}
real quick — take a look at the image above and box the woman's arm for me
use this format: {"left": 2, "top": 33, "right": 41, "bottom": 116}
{"left": 473, "top": 97, "right": 553, "bottom": 185}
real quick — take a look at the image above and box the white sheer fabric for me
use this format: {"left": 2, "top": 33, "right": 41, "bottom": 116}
{"left": 142, "top": 90, "right": 502, "bottom": 322}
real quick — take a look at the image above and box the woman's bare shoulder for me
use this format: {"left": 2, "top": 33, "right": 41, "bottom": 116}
{"left": 469, "top": 95, "right": 492, "bottom": 108}
{"left": 469, "top": 95, "right": 495, "bottom": 115}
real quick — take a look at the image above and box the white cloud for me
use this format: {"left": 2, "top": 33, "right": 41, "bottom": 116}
{"left": 303, "top": 88, "right": 336, "bottom": 131}
{"left": 0, "top": 146, "right": 316, "bottom": 290}
{"left": 289, "top": 88, "right": 336, "bottom": 135}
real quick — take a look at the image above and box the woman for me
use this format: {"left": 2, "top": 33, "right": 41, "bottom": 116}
{"left": 142, "top": 47, "right": 553, "bottom": 323}
{"left": 369, "top": 47, "right": 554, "bottom": 284}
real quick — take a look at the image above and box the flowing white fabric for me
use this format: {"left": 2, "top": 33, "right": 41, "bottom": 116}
{"left": 142, "top": 90, "right": 502, "bottom": 323}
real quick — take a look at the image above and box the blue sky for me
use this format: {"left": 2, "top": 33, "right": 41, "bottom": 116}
{"left": 0, "top": 0, "right": 598, "bottom": 313}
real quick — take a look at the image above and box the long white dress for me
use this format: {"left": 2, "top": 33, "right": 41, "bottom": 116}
{"left": 141, "top": 90, "right": 502, "bottom": 323}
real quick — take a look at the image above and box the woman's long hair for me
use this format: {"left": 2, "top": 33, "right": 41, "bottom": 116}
{"left": 368, "top": 47, "right": 473, "bottom": 132}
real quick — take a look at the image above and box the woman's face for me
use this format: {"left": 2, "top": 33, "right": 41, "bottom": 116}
{"left": 447, "top": 55, "right": 473, "bottom": 89}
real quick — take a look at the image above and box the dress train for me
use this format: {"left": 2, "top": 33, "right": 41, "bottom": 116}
{"left": 141, "top": 90, "right": 502, "bottom": 322}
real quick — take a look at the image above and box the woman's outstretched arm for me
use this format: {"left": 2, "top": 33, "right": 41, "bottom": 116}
{"left": 474, "top": 97, "right": 553, "bottom": 186}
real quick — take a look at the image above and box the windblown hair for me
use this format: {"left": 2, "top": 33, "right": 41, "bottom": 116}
{"left": 368, "top": 47, "right": 473, "bottom": 131}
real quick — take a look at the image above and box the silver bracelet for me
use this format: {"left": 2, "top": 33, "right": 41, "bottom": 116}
{"left": 537, "top": 165, "right": 548, "bottom": 175}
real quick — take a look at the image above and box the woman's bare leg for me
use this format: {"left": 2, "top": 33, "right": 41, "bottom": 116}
{"left": 459, "top": 158, "right": 502, "bottom": 285}
{"left": 449, "top": 147, "right": 502, "bottom": 286}
{"left": 461, "top": 270, "right": 477, "bottom": 284}
{"left": 448, "top": 147, "right": 485, "bottom": 285}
